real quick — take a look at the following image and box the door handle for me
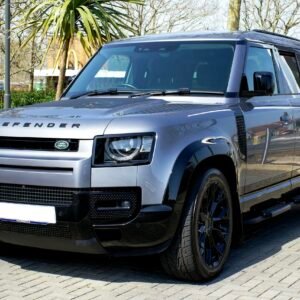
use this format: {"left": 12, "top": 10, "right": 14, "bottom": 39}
{"left": 280, "top": 113, "right": 291, "bottom": 126}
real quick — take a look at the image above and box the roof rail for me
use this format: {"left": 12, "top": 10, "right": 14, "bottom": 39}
{"left": 252, "top": 29, "right": 300, "bottom": 43}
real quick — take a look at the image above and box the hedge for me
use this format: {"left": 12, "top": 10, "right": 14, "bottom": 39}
{"left": 0, "top": 90, "right": 56, "bottom": 109}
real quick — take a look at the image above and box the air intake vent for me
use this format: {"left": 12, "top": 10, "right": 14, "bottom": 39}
{"left": 235, "top": 115, "right": 247, "bottom": 157}
{"left": 89, "top": 188, "right": 141, "bottom": 223}
{"left": 0, "top": 183, "right": 75, "bottom": 207}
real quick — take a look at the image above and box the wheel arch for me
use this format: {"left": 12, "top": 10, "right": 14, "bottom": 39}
{"left": 189, "top": 155, "right": 243, "bottom": 245}
{"left": 164, "top": 139, "right": 243, "bottom": 245}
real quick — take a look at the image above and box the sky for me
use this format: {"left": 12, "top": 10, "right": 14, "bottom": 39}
{"left": 209, "top": 0, "right": 229, "bottom": 30}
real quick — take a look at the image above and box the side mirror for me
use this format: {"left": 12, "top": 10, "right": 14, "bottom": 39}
{"left": 253, "top": 72, "right": 275, "bottom": 96}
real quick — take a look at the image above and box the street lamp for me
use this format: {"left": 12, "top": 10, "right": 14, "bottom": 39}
{"left": 4, "top": 0, "right": 11, "bottom": 109}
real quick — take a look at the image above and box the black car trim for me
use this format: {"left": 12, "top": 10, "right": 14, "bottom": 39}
{"left": 0, "top": 230, "right": 107, "bottom": 254}
{"left": 235, "top": 114, "right": 247, "bottom": 158}
{"left": 0, "top": 137, "right": 79, "bottom": 151}
{"left": 0, "top": 165, "right": 73, "bottom": 173}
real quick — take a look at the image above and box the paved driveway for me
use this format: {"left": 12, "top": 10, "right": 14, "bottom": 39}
{"left": 1, "top": 209, "right": 300, "bottom": 300}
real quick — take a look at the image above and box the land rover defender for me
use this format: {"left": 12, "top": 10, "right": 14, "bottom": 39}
{"left": 0, "top": 30, "right": 300, "bottom": 281}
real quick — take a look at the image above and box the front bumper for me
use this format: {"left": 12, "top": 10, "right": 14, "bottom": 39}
{"left": 0, "top": 185, "right": 174, "bottom": 255}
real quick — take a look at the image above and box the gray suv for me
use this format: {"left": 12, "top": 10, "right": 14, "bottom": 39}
{"left": 0, "top": 30, "right": 300, "bottom": 281}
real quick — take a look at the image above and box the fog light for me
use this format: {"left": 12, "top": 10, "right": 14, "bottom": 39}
{"left": 121, "top": 201, "right": 131, "bottom": 209}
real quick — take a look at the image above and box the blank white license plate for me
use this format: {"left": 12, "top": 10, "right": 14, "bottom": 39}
{"left": 0, "top": 202, "right": 56, "bottom": 225}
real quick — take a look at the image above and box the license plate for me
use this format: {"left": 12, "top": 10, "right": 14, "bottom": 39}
{"left": 0, "top": 202, "right": 56, "bottom": 225}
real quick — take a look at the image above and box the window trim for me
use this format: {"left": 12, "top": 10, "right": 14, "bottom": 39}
{"left": 240, "top": 42, "right": 280, "bottom": 97}
{"left": 278, "top": 50, "right": 300, "bottom": 95}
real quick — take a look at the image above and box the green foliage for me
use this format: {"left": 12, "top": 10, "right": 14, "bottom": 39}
{"left": 21, "top": 0, "right": 144, "bottom": 99}
{"left": 23, "top": 0, "right": 144, "bottom": 59}
{"left": 0, "top": 90, "right": 55, "bottom": 109}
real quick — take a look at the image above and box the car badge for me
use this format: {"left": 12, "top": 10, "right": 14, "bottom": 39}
{"left": 54, "top": 140, "right": 70, "bottom": 150}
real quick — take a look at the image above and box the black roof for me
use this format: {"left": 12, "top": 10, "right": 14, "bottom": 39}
{"left": 111, "top": 30, "right": 300, "bottom": 51}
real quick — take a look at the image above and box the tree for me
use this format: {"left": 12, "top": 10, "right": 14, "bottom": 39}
{"left": 23, "top": 0, "right": 143, "bottom": 100}
{"left": 227, "top": 0, "right": 242, "bottom": 31}
{"left": 125, "top": 0, "right": 218, "bottom": 36}
{"left": 241, "top": 0, "right": 300, "bottom": 35}
{"left": 0, "top": 0, "right": 44, "bottom": 91}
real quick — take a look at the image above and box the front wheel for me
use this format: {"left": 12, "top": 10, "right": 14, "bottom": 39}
{"left": 160, "top": 168, "right": 233, "bottom": 281}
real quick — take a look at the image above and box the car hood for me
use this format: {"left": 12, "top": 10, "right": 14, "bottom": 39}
{"left": 0, "top": 96, "right": 228, "bottom": 139}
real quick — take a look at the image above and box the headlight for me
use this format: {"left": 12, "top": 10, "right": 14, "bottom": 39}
{"left": 105, "top": 136, "right": 142, "bottom": 161}
{"left": 93, "top": 134, "right": 155, "bottom": 166}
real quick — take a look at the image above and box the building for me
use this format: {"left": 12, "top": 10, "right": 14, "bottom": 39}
{"left": 34, "top": 39, "right": 91, "bottom": 90}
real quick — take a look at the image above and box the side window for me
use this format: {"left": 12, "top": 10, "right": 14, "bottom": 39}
{"left": 279, "top": 52, "right": 300, "bottom": 93}
{"left": 88, "top": 55, "right": 130, "bottom": 91}
{"left": 243, "top": 47, "right": 278, "bottom": 94}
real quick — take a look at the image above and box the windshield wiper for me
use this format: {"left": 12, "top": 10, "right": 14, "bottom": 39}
{"left": 69, "top": 88, "right": 134, "bottom": 99}
{"left": 130, "top": 88, "right": 224, "bottom": 98}
{"left": 69, "top": 88, "right": 224, "bottom": 99}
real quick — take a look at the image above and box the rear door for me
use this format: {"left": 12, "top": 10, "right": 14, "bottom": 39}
{"left": 278, "top": 51, "right": 300, "bottom": 185}
{"left": 241, "top": 44, "right": 294, "bottom": 194}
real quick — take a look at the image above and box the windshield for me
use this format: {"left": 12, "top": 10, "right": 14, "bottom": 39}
{"left": 65, "top": 41, "right": 235, "bottom": 98}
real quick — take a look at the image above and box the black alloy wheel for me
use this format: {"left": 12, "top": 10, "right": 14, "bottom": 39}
{"left": 197, "top": 179, "right": 231, "bottom": 269}
{"left": 161, "top": 168, "right": 233, "bottom": 281}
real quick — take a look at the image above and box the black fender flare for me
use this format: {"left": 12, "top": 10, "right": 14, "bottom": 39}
{"left": 162, "top": 138, "right": 243, "bottom": 245}
{"left": 165, "top": 138, "right": 238, "bottom": 203}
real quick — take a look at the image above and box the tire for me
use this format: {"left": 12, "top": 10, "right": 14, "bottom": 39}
{"left": 160, "top": 168, "right": 233, "bottom": 281}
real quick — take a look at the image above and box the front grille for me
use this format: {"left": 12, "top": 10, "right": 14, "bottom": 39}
{"left": 89, "top": 188, "right": 141, "bottom": 223}
{"left": 0, "top": 222, "right": 72, "bottom": 239}
{"left": 0, "top": 137, "right": 79, "bottom": 151}
{"left": 0, "top": 183, "right": 74, "bottom": 207}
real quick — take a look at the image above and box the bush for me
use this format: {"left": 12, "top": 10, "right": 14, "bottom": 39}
{"left": 0, "top": 90, "right": 56, "bottom": 109}
{"left": 11, "top": 90, "right": 56, "bottom": 108}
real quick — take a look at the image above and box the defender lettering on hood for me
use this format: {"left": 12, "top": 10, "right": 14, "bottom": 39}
{"left": 0, "top": 122, "right": 81, "bottom": 128}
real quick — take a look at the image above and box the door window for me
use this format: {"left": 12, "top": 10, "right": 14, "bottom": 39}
{"left": 279, "top": 52, "right": 300, "bottom": 93}
{"left": 243, "top": 47, "right": 278, "bottom": 94}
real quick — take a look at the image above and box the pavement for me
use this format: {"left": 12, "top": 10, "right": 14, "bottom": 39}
{"left": 1, "top": 209, "right": 300, "bottom": 300}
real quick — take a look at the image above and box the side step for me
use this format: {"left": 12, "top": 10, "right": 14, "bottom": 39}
{"left": 291, "top": 195, "right": 300, "bottom": 204}
{"left": 244, "top": 200, "right": 298, "bottom": 225}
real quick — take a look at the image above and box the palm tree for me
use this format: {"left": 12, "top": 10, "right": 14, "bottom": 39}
{"left": 23, "top": 0, "right": 143, "bottom": 100}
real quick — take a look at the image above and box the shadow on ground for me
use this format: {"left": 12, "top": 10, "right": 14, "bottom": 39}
{"left": 1, "top": 208, "right": 300, "bottom": 285}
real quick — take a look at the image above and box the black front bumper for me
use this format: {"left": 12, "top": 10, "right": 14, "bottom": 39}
{"left": 0, "top": 185, "right": 175, "bottom": 256}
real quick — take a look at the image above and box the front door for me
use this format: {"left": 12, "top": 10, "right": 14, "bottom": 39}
{"left": 241, "top": 45, "right": 294, "bottom": 193}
